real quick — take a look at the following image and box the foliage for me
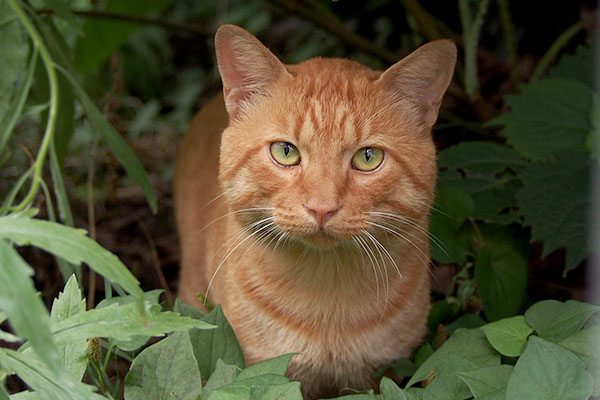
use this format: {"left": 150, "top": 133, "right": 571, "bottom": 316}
{"left": 0, "top": 0, "right": 597, "bottom": 399}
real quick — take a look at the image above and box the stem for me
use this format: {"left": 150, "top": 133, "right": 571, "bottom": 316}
{"left": 8, "top": 0, "right": 59, "bottom": 212}
{"left": 496, "top": 0, "right": 520, "bottom": 84}
{"left": 530, "top": 21, "right": 583, "bottom": 82}
{"left": 401, "top": 0, "right": 442, "bottom": 40}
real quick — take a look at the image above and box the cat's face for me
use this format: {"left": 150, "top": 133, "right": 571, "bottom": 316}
{"left": 215, "top": 25, "right": 456, "bottom": 249}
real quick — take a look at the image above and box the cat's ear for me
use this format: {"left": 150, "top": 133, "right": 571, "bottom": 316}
{"left": 215, "top": 24, "right": 290, "bottom": 118}
{"left": 377, "top": 40, "right": 457, "bottom": 129}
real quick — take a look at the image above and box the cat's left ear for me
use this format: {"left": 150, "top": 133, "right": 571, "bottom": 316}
{"left": 215, "top": 24, "right": 291, "bottom": 119}
{"left": 377, "top": 40, "right": 457, "bottom": 129}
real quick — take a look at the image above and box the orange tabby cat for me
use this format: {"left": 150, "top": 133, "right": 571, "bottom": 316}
{"left": 175, "top": 24, "right": 456, "bottom": 398}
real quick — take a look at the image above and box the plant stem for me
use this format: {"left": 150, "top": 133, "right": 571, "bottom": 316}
{"left": 496, "top": 0, "right": 520, "bottom": 84}
{"left": 530, "top": 21, "right": 583, "bottom": 82}
{"left": 7, "top": 0, "right": 59, "bottom": 212}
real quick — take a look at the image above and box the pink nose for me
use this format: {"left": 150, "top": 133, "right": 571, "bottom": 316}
{"left": 304, "top": 203, "right": 339, "bottom": 226}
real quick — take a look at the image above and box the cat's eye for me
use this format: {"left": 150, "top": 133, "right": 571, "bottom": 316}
{"left": 351, "top": 147, "right": 384, "bottom": 172}
{"left": 270, "top": 142, "right": 301, "bottom": 166}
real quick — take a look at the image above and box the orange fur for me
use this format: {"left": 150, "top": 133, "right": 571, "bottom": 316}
{"left": 175, "top": 25, "right": 456, "bottom": 398}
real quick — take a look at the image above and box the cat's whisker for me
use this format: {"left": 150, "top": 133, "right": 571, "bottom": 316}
{"left": 199, "top": 207, "right": 275, "bottom": 233}
{"left": 211, "top": 215, "right": 274, "bottom": 262}
{"left": 363, "top": 228, "right": 402, "bottom": 281}
{"left": 205, "top": 218, "right": 275, "bottom": 301}
{"left": 362, "top": 230, "right": 391, "bottom": 313}
{"left": 354, "top": 235, "right": 382, "bottom": 303}
{"left": 198, "top": 189, "right": 233, "bottom": 212}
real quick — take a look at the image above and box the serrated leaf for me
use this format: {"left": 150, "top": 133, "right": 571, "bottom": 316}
{"left": 505, "top": 336, "right": 593, "bottom": 400}
{"left": 475, "top": 247, "right": 527, "bottom": 321}
{"left": 481, "top": 315, "right": 533, "bottom": 357}
{"left": 51, "top": 302, "right": 214, "bottom": 344}
{"left": 380, "top": 377, "right": 407, "bottom": 400}
{"left": 430, "top": 187, "right": 474, "bottom": 263}
{"left": 56, "top": 66, "right": 158, "bottom": 213}
{"left": 186, "top": 305, "right": 245, "bottom": 379}
{"left": 0, "top": 349, "right": 106, "bottom": 400}
{"left": 438, "top": 142, "right": 525, "bottom": 223}
{"left": 203, "top": 360, "right": 240, "bottom": 399}
{"left": 49, "top": 275, "right": 88, "bottom": 381}
{"left": 407, "top": 328, "right": 499, "bottom": 400}
{"left": 516, "top": 153, "right": 591, "bottom": 273}
{"left": 490, "top": 79, "right": 599, "bottom": 161}
{"left": 236, "top": 354, "right": 295, "bottom": 381}
{"left": 559, "top": 324, "right": 600, "bottom": 396}
{"left": 456, "top": 365, "right": 513, "bottom": 397}
{"left": 0, "top": 213, "right": 142, "bottom": 298}
{"left": 0, "top": 240, "right": 61, "bottom": 376}
{"left": 547, "top": 45, "right": 594, "bottom": 88}
{"left": 124, "top": 332, "right": 202, "bottom": 400}
{"left": 524, "top": 299, "right": 600, "bottom": 343}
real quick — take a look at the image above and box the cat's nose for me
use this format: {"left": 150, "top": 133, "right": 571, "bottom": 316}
{"left": 304, "top": 203, "right": 340, "bottom": 227}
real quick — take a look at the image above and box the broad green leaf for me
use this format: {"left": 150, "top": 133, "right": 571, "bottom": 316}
{"left": 0, "top": 240, "right": 61, "bottom": 375}
{"left": 559, "top": 324, "right": 600, "bottom": 396}
{"left": 250, "top": 381, "right": 302, "bottom": 400}
{"left": 380, "top": 377, "right": 407, "bottom": 400}
{"left": 547, "top": 45, "right": 594, "bottom": 88}
{"left": 236, "top": 353, "right": 295, "bottom": 381}
{"left": 0, "top": 349, "right": 105, "bottom": 400}
{"left": 0, "top": 213, "right": 142, "bottom": 298}
{"left": 438, "top": 142, "right": 525, "bottom": 224}
{"left": 73, "top": 0, "right": 169, "bottom": 75}
{"left": 51, "top": 302, "right": 214, "bottom": 344}
{"left": 429, "top": 187, "right": 474, "bottom": 263}
{"left": 516, "top": 153, "right": 591, "bottom": 273}
{"left": 203, "top": 360, "right": 240, "bottom": 400}
{"left": 404, "top": 388, "right": 424, "bottom": 400}
{"left": 8, "top": 391, "right": 39, "bottom": 400}
{"left": 446, "top": 314, "right": 485, "bottom": 336}
{"left": 56, "top": 65, "right": 158, "bottom": 213}
{"left": 208, "top": 375, "right": 290, "bottom": 400}
{"left": 505, "top": 336, "right": 593, "bottom": 400}
{"left": 49, "top": 275, "right": 88, "bottom": 381}
{"left": 0, "top": 1, "right": 26, "bottom": 121}
{"left": 124, "top": 332, "right": 202, "bottom": 400}
{"left": 0, "top": 329, "right": 20, "bottom": 343}
{"left": 456, "top": 365, "right": 513, "bottom": 397}
{"left": 481, "top": 315, "right": 533, "bottom": 357}
{"left": 328, "top": 395, "right": 378, "bottom": 400}
{"left": 524, "top": 299, "right": 600, "bottom": 343}
{"left": 475, "top": 246, "right": 527, "bottom": 321}
{"left": 489, "top": 79, "right": 599, "bottom": 161}
{"left": 407, "top": 328, "right": 499, "bottom": 400}
{"left": 186, "top": 305, "right": 245, "bottom": 379}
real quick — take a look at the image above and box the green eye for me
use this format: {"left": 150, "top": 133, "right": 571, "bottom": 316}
{"left": 352, "top": 147, "right": 384, "bottom": 172}
{"left": 270, "top": 142, "right": 301, "bottom": 166}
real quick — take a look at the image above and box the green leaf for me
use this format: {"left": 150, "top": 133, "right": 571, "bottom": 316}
{"left": 250, "top": 381, "right": 302, "bottom": 400}
{"left": 407, "top": 329, "right": 499, "bottom": 400}
{"left": 475, "top": 247, "right": 527, "bottom": 321}
{"left": 73, "top": 0, "right": 169, "bottom": 74}
{"left": 124, "top": 332, "right": 202, "bottom": 400}
{"left": 429, "top": 187, "right": 474, "bottom": 263}
{"left": 380, "top": 377, "right": 407, "bottom": 400}
{"left": 208, "top": 375, "right": 290, "bottom": 400}
{"left": 446, "top": 314, "right": 485, "bottom": 336}
{"left": 524, "top": 299, "right": 600, "bottom": 343}
{"left": 404, "top": 388, "right": 424, "bottom": 400}
{"left": 236, "top": 353, "right": 295, "bottom": 381}
{"left": 546, "top": 45, "right": 594, "bottom": 88}
{"left": 187, "top": 305, "right": 245, "bottom": 379}
{"left": 0, "top": 349, "right": 105, "bottom": 400}
{"left": 481, "top": 315, "right": 533, "bottom": 357}
{"left": 49, "top": 275, "right": 88, "bottom": 381}
{"left": 456, "top": 365, "right": 513, "bottom": 397}
{"left": 438, "top": 142, "right": 525, "bottom": 224}
{"left": 56, "top": 65, "right": 158, "bottom": 213}
{"left": 0, "top": 213, "right": 142, "bottom": 298}
{"left": 0, "top": 240, "right": 61, "bottom": 376}
{"left": 0, "top": 1, "right": 27, "bottom": 122}
{"left": 51, "top": 302, "right": 214, "bottom": 344}
{"left": 505, "top": 336, "right": 593, "bottom": 400}
{"left": 7, "top": 391, "right": 39, "bottom": 400}
{"left": 203, "top": 360, "right": 240, "bottom": 400}
{"left": 489, "top": 79, "right": 599, "bottom": 161}
{"left": 40, "top": 0, "right": 81, "bottom": 34}
{"left": 516, "top": 153, "right": 591, "bottom": 273}
{"left": 559, "top": 324, "right": 600, "bottom": 396}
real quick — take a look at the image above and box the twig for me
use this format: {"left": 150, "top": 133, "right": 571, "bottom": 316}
{"left": 265, "top": 0, "right": 399, "bottom": 64}
{"left": 530, "top": 21, "right": 583, "bottom": 82}
{"left": 36, "top": 8, "right": 212, "bottom": 36}
{"left": 137, "top": 220, "right": 174, "bottom": 307}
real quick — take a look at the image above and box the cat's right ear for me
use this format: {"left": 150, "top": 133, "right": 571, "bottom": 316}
{"left": 215, "top": 24, "right": 290, "bottom": 119}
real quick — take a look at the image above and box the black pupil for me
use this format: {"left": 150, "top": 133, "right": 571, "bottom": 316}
{"left": 284, "top": 143, "right": 290, "bottom": 156}
{"left": 364, "top": 147, "right": 372, "bottom": 161}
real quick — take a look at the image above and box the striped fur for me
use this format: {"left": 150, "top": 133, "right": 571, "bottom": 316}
{"left": 175, "top": 25, "right": 456, "bottom": 398}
